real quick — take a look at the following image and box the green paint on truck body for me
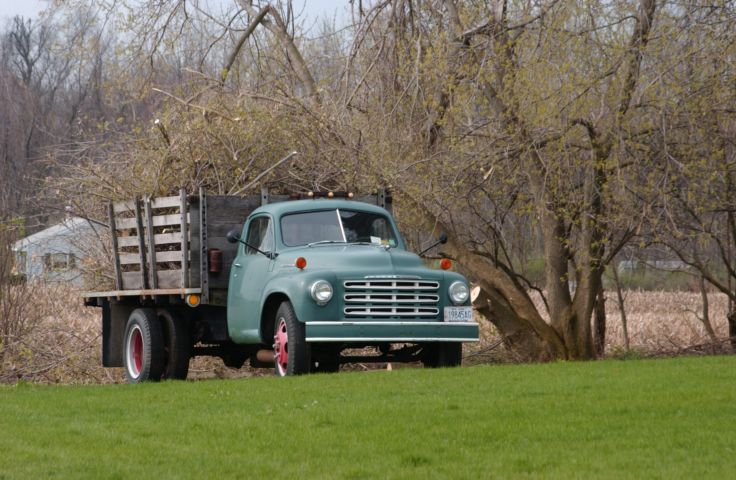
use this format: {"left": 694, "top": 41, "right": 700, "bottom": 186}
{"left": 225, "top": 199, "right": 478, "bottom": 345}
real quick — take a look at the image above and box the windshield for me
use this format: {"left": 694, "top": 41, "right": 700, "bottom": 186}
{"left": 281, "top": 209, "right": 399, "bottom": 247}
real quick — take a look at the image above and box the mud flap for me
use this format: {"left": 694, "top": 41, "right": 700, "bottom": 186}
{"left": 102, "top": 302, "right": 133, "bottom": 367}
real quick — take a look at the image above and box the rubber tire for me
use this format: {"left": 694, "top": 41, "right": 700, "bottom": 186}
{"left": 273, "top": 301, "right": 310, "bottom": 376}
{"left": 422, "top": 342, "right": 462, "bottom": 368}
{"left": 157, "top": 308, "right": 191, "bottom": 380}
{"left": 123, "top": 309, "right": 165, "bottom": 383}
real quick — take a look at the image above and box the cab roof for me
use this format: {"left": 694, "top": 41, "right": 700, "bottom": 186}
{"left": 249, "top": 199, "right": 390, "bottom": 218}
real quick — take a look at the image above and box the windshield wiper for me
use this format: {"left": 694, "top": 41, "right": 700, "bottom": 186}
{"left": 307, "top": 240, "right": 347, "bottom": 247}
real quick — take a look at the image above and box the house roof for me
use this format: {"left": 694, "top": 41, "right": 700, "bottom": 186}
{"left": 12, "top": 217, "right": 100, "bottom": 251}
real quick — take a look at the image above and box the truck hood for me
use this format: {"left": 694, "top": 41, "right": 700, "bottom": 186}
{"left": 277, "top": 245, "right": 439, "bottom": 278}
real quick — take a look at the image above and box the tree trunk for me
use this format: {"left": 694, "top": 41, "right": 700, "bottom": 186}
{"left": 541, "top": 213, "right": 572, "bottom": 329}
{"left": 593, "top": 288, "right": 606, "bottom": 357}
{"left": 570, "top": 272, "right": 603, "bottom": 359}
{"left": 611, "top": 265, "right": 630, "bottom": 352}
{"left": 698, "top": 276, "right": 717, "bottom": 352}
{"left": 479, "top": 285, "right": 553, "bottom": 362}
{"left": 441, "top": 237, "right": 568, "bottom": 361}
{"left": 727, "top": 308, "right": 736, "bottom": 352}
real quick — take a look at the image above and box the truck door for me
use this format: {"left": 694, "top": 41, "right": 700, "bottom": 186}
{"left": 227, "top": 215, "right": 275, "bottom": 343}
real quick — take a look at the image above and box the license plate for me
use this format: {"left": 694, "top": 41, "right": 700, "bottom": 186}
{"left": 444, "top": 306, "right": 473, "bottom": 322}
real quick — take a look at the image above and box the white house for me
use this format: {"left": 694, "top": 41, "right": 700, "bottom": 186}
{"left": 12, "top": 217, "right": 103, "bottom": 287}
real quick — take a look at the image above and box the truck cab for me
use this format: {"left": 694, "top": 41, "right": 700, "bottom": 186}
{"left": 226, "top": 199, "right": 478, "bottom": 376}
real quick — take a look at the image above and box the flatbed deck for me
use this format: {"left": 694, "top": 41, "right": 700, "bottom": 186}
{"left": 82, "top": 288, "right": 202, "bottom": 300}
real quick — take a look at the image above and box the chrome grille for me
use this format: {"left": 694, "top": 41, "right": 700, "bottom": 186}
{"left": 343, "top": 279, "right": 440, "bottom": 318}
{"left": 344, "top": 280, "right": 439, "bottom": 290}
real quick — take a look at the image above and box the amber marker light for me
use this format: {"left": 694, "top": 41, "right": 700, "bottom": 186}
{"left": 440, "top": 258, "right": 452, "bottom": 270}
{"left": 296, "top": 257, "right": 307, "bottom": 269}
{"left": 186, "top": 294, "right": 201, "bottom": 307}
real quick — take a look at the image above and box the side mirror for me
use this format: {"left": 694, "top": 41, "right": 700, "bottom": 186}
{"left": 418, "top": 232, "right": 449, "bottom": 257}
{"left": 226, "top": 230, "right": 241, "bottom": 244}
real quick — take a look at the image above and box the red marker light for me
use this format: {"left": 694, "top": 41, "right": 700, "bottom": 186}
{"left": 440, "top": 258, "right": 452, "bottom": 270}
{"left": 295, "top": 257, "right": 307, "bottom": 269}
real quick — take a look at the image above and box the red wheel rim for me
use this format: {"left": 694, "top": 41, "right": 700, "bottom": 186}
{"left": 126, "top": 325, "right": 143, "bottom": 379}
{"left": 274, "top": 318, "right": 288, "bottom": 376}
{"left": 133, "top": 330, "right": 143, "bottom": 372}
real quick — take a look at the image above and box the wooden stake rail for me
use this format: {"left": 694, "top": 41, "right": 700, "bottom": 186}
{"left": 109, "top": 189, "right": 190, "bottom": 291}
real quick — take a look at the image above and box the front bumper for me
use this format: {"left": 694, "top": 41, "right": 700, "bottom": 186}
{"left": 304, "top": 321, "right": 479, "bottom": 343}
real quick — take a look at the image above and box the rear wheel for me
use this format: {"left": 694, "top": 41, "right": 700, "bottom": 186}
{"left": 123, "top": 309, "right": 165, "bottom": 383}
{"left": 157, "top": 308, "right": 191, "bottom": 380}
{"left": 421, "top": 342, "right": 462, "bottom": 368}
{"left": 273, "top": 301, "right": 310, "bottom": 376}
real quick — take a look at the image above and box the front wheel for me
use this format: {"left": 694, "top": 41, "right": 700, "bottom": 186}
{"left": 123, "top": 309, "right": 165, "bottom": 383}
{"left": 421, "top": 342, "right": 462, "bottom": 368}
{"left": 273, "top": 301, "right": 310, "bottom": 376}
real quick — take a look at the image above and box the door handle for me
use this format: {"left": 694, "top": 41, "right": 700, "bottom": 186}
{"left": 233, "top": 263, "right": 242, "bottom": 268}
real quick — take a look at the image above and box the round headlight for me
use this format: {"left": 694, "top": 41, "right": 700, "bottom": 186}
{"left": 310, "top": 280, "right": 333, "bottom": 305}
{"left": 448, "top": 281, "right": 469, "bottom": 305}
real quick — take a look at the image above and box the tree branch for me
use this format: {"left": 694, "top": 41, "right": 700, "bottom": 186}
{"left": 221, "top": 5, "right": 271, "bottom": 84}
{"left": 617, "top": 0, "right": 657, "bottom": 118}
{"left": 237, "top": 1, "right": 320, "bottom": 102}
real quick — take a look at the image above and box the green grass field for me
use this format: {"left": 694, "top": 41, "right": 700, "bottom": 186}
{"left": 1, "top": 356, "right": 735, "bottom": 479}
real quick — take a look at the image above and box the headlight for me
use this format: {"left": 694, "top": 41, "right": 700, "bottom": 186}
{"left": 310, "top": 280, "right": 333, "bottom": 305}
{"left": 448, "top": 281, "right": 469, "bottom": 305}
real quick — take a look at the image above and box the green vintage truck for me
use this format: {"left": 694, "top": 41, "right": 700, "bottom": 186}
{"left": 84, "top": 189, "right": 478, "bottom": 382}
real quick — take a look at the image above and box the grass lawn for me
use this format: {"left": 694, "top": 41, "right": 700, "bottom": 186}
{"left": 1, "top": 356, "right": 735, "bottom": 479}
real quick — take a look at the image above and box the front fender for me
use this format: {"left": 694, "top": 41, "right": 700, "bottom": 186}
{"left": 261, "top": 270, "right": 341, "bottom": 325}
